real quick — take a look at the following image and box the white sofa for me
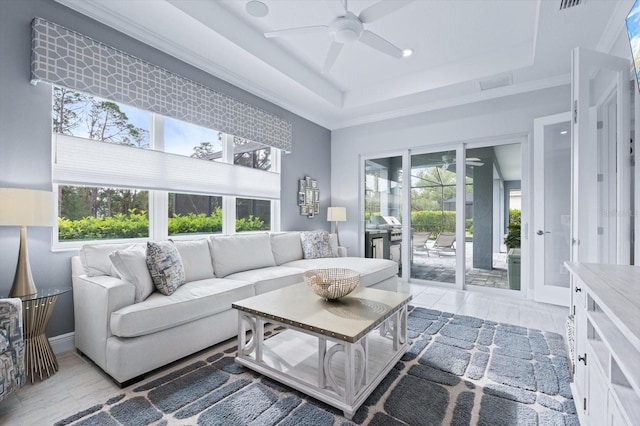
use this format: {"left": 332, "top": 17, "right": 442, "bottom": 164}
{"left": 71, "top": 231, "right": 399, "bottom": 386}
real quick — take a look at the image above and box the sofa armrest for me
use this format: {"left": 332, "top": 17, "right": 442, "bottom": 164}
{"left": 337, "top": 246, "right": 348, "bottom": 257}
{"left": 72, "top": 272, "right": 135, "bottom": 371}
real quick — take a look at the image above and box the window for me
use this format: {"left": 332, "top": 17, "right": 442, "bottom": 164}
{"left": 233, "top": 137, "right": 271, "bottom": 170}
{"left": 164, "top": 117, "right": 223, "bottom": 161}
{"left": 52, "top": 87, "right": 280, "bottom": 246}
{"left": 53, "top": 87, "right": 150, "bottom": 148}
{"left": 236, "top": 198, "right": 271, "bottom": 232}
{"left": 57, "top": 185, "right": 149, "bottom": 241}
{"left": 168, "top": 193, "right": 223, "bottom": 236}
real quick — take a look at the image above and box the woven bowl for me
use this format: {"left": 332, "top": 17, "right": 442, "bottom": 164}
{"left": 303, "top": 268, "right": 360, "bottom": 300}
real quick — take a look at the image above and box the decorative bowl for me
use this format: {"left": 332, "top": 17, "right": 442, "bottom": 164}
{"left": 303, "top": 268, "right": 360, "bottom": 300}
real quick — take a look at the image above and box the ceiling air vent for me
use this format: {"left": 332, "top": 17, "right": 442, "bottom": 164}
{"left": 559, "top": 0, "right": 584, "bottom": 10}
{"left": 479, "top": 74, "right": 512, "bottom": 91}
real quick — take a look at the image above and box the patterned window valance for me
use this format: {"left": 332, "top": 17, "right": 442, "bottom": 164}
{"left": 31, "top": 18, "right": 292, "bottom": 152}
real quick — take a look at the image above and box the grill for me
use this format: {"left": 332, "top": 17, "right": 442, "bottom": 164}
{"left": 365, "top": 216, "right": 402, "bottom": 267}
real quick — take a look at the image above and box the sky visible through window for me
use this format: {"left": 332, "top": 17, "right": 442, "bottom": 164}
{"left": 117, "top": 104, "right": 221, "bottom": 157}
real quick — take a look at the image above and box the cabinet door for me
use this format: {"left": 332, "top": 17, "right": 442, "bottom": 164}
{"left": 608, "top": 392, "right": 630, "bottom": 426}
{"left": 573, "top": 301, "right": 588, "bottom": 411}
{"left": 586, "top": 345, "right": 609, "bottom": 425}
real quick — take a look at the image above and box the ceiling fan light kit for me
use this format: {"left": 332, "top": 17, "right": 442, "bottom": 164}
{"left": 328, "top": 13, "right": 363, "bottom": 43}
{"left": 262, "top": 0, "right": 415, "bottom": 73}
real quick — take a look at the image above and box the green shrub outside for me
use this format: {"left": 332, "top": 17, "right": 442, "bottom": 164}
{"left": 505, "top": 208, "right": 522, "bottom": 249}
{"left": 58, "top": 208, "right": 266, "bottom": 241}
{"left": 411, "top": 210, "right": 456, "bottom": 236}
{"left": 58, "top": 210, "right": 149, "bottom": 240}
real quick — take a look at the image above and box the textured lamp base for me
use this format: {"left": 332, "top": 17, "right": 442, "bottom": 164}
{"left": 9, "top": 226, "right": 38, "bottom": 298}
{"left": 23, "top": 295, "right": 59, "bottom": 382}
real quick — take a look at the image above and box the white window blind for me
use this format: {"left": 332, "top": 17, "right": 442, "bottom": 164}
{"left": 53, "top": 135, "right": 280, "bottom": 200}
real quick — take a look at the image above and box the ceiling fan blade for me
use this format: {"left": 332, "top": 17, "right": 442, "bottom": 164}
{"left": 467, "top": 162, "right": 484, "bottom": 167}
{"left": 339, "top": 0, "right": 348, "bottom": 13}
{"left": 359, "top": 30, "right": 403, "bottom": 58}
{"left": 466, "top": 157, "right": 482, "bottom": 162}
{"left": 264, "top": 25, "right": 328, "bottom": 38}
{"left": 358, "top": 0, "right": 415, "bottom": 24}
{"left": 323, "top": 42, "right": 344, "bottom": 74}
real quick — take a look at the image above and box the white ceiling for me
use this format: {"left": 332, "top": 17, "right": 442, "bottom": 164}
{"left": 57, "top": 0, "right": 632, "bottom": 130}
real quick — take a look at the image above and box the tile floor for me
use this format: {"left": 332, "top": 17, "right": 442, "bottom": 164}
{"left": 0, "top": 282, "right": 570, "bottom": 425}
{"left": 410, "top": 242, "right": 513, "bottom": 289}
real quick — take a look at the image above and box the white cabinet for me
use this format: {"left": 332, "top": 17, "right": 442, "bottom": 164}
{"left": 565, "top": 262, "right": 640, "bottom": 426}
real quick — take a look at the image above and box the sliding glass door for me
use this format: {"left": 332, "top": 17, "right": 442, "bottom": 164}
{"left": 409, "top": 150, "right": 458, "bottom": 284}
{"left": 364, "top": 156, "right": 403, "bottom": 271}
{"left": 464, "top": 143, "right": 521, "bottom": 291}
{"left": 402, "top": 142, "right": 521, "bottom": 290}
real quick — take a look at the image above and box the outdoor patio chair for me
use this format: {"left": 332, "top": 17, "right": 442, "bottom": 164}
{"left": 425, "top": 232, "right": 456, "bottom": 257}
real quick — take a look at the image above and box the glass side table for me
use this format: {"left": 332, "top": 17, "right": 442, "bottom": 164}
{"left": 12, "top": 287, "right": 72, "bottom": 382}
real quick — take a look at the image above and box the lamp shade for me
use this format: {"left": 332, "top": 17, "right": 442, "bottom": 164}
{"left": 0, "top": 188, "right": 56, "bottom": 227}
{"left": 327, "top": 207, "right": 347, "bottom": 222}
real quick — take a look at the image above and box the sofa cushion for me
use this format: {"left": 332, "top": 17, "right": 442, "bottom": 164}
{"left": 80, "top": 243, "right": 139, "bottom": 277}
{"left": 283, "top": 257, "right": 398, "bottom": 288}
{"left": 300, "top": 231, "right": 337, "bottom": 259}
{"left": 210, "top": 233, "right": 276, "bottom": 277}
{"left": 172, "top": 239, "right": 215, "bottom": 282}
{"left": 146, "top": 241, "right": 186, "bottom": 296}
{"left": 270, "top": 232, "right": 303, "bottom": 265}
{"left": 226, "top": 266, "right": 305, "bottom": 295}
{"left": 109, "top": 245, "right": 155, "bottom": 303}
{"left": 110, "top": 278, "right": 255, "bottom": 338}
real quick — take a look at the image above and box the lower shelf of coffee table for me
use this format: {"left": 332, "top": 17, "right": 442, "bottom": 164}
{"left": 236, "top": 327, "right": 407, "bottom": 419}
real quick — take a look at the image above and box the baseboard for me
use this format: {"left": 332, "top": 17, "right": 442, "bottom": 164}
{"left": 50, "top": 332, "right": 75, "bottom": 354}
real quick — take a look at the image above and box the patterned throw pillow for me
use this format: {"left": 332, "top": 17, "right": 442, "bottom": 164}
{"left": 146, "top": 241, "right": 186, "bottom": 296}
{"left": 300, "top": 231, "right": 337, "bottom": 259}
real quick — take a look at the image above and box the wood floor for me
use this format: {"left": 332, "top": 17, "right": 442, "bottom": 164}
{"left": 0, "top": 283, "right": 570, "bottom": 425}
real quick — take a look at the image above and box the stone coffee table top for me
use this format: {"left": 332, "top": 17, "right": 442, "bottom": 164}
{"left": 232, "top": 284, "right": 412, "bottom": 343}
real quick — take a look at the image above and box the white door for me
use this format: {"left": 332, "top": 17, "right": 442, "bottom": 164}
{"left": 533, "top": 112, "right": 572, "bottom": 306}
{"left": 571, "top": 47, "right": 631, "bottom": 265}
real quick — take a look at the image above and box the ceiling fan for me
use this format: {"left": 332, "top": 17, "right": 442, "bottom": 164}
{"left": 264, "top": 0, "right": 414, "bottom": 73}
{"left": 440, "top": 154, "right": 484, "bottom": 171}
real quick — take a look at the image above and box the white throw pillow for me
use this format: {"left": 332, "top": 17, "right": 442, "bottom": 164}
{"left": 270, "top": 232, "right": 303, "bottom": 265}
{"left": 171, "top": 239, "right": 215, "bottom": 282}
{"left": 109, "top": 245, "right": 155, "bottom": 303}
{"left": 80, "top": 243, "right": 138, "bottom": 277}
{"left": 300, "top": 231, "right": 337, "bottom": 259}
{"left": 146, "top": 241, "right": 186, "bottom": 296}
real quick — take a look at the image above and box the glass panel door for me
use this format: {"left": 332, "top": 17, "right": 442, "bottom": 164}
{"left": 364, "top": 156, "right": 403, "bottom": 272}
{"left": 409, "top": 150, "right": 457, "bottom": 284}
{"left": 464, "top": 144, "right": 520, "bottom": 291}
{"left": 533, "top": 113, "right": 572, "bottom": 305}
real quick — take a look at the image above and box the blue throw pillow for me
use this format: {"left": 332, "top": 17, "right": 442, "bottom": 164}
{"left": 146, "top": 241, "right": 185, "bottom": 296}
{"left": 300, "top": 231, "right": 337, "bottom": 259}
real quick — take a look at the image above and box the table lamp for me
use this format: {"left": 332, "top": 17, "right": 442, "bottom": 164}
{"left": 0, "top": 188, "right": 55, "bottom": 297}
{"left": 327, "top": 206, "right": 347, "bottom": 246}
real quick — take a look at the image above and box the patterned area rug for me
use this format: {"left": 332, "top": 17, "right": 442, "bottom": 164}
{"left": 55, "top": 307, "right": 578, "bottom": 425}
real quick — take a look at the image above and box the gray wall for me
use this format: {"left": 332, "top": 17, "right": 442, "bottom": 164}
{"left": 0, "top": 0, "right": 331, "bottom": 337}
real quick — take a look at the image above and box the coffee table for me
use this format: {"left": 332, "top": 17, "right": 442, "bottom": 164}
{"left": 232, "top": 284, "right": 411, "bottom": 419}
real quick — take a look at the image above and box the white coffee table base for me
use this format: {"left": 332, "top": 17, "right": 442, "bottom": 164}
{"left": 235, "top": 305, "right": 408, "bottom": 420}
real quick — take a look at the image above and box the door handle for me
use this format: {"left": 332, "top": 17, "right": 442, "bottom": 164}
{"left": 536, "top": 230, "right": 550, "bottom": 236}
